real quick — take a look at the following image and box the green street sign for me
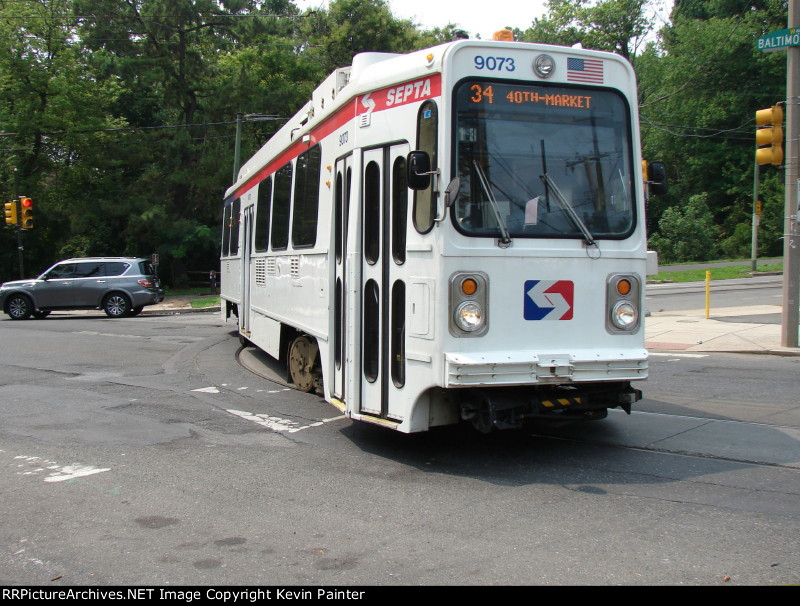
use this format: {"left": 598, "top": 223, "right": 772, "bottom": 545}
{"left": 757, "top": 28, "right": 800, "bottom": 52}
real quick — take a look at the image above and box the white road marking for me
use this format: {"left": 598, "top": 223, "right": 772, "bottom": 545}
{"left": 13, "top": 456, "right": 110, "bottom": 483}
{"left": 226, "top": 409, "right": 346, "bottom": 434}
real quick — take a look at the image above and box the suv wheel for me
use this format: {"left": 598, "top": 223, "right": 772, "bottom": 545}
{"left": 6, "top": 294, "right": 33, "bottom": 320}
{"left": 103, "top": 293, "right": 131, "bottom": 318}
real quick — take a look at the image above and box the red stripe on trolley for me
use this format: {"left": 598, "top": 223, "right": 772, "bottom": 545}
{"left": 230, "top": 74, "right": 442, "bottom": 201}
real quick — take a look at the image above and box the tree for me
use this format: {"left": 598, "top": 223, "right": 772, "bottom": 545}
{"left": 312, "top": 0, "right": 424, "bottom": 72}
{"left": 0, "top": 0, "right": 125, "bottom": 281}
{"left": 1, "top": 0, "right": 445, "bottom": 285}
{"left": 639, "top": 0, "right": 787, "bottom": 257}
{"left": 517, "top": 0, "right": 657, "bottom": 62}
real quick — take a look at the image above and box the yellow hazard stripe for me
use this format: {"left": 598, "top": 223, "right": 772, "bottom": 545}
{"left": 540, "top": 397, "right": 583, "bottom": 408}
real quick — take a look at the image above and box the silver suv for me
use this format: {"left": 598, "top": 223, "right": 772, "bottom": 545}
{"left": 0, "top": 257, "right": 165, "bottom": 320}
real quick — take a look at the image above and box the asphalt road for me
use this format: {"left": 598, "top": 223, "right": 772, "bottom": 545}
{"left": 0, "top": 311, "right": 798, "bottom": 586}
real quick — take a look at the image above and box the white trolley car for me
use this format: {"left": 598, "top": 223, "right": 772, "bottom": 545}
{"left": 221, "top": 32, "right": 663, "bottom": 433}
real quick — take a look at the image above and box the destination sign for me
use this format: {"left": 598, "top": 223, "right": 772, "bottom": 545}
{"left": 468, "top": 83, "right": 593, "bottom": 109}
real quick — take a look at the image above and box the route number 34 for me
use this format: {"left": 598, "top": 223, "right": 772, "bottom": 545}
{"left": 474, "top": 56, "right": 516, "bottom": 71}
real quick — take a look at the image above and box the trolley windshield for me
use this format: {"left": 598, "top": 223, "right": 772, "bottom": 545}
{"left": 453, "top": 80, "right": 636, "bottom": 241}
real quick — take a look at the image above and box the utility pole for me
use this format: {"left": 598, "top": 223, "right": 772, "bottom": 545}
{"left": 760, "top": 2, "right": 800, "bottom": 346}
{"left": 783, "top": 0, "right": 800, "bottom": 347}
{"left": 231, "top": 114, "right": 283, "bottom": 185}
{"left": 233, "top": 113, "right": 243, "bottom": 184}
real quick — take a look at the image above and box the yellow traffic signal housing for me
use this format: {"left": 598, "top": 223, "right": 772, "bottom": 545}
{"left": 4, "top": 201, "right": 18, "bottom": 226}
{"left": 755, "top": 105, "right": 783, "bottom": 166}
{"left": 19, "top": 197, "right": 33, "bottom": 229}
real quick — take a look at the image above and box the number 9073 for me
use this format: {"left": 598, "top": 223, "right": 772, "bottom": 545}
{"left": 474, "top": 56, "right": 516, "bottom": 72}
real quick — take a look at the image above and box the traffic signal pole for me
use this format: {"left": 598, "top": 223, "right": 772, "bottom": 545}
{"left": 783, "top": 0, "right": 800, "bottom": 347}
{"left": 13, "top": 168, "right": 24, "bottom": 279}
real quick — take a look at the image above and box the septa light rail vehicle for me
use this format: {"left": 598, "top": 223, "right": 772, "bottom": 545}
{"left": 220, "top": 31, "right": 666, "bottom": 433}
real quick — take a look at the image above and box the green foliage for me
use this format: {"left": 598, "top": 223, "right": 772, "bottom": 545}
{"left": 0, "top": 0, "right": 443, "bottom": 285}
{"left": 319, "top": 0, "right": 423, "bottom": 71}
{"left": 639, "top": 0, "right": 787, "bottom": 250}
{"left": 648, "top": 193, "right": 720, "bottom": 263}
{"left": 518, "top": 0, "right": 656, "bottom": 60}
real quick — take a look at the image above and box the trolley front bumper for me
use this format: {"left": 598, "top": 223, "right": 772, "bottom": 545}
{"left": 444, "top": 349, "right": 648, "bottom": 387}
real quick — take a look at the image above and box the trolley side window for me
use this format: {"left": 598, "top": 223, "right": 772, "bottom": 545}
{"left": 364, "top": 161, "right": 381, "bottom": 265}
{"left": 229, "top": 198, "right": 241, "bottom": 256}
{"left": 255, "top": 177, "right": 273, "bottom": 253}
{"left": 392, "top": 156, "right": 407, "bottom": 265}
{"left": 222, "top": 203, "right": 231, "bottom": 256}
{"left": 363, "top": 279, "right": 380, "bottom": 383}
{"left": 391, "top": 280, "right": 405, "bottom": 387}
{"left": 292, "top": 145, "right": 322, "bottom": 248}
{"left": 271, "top": 163, "right": 293, "bottom": 251}
{"left": 413, "top": 100, "right": 438, "bottom": 234}
{"left": 335, "top": 172, "right": 344, "bottom": 263}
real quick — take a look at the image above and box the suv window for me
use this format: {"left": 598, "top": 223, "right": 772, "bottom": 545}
{"left": 105, "top": 262, "right": 130, "bottom": 276}
{"left": 137, "top": 262, "right": 155, "bottom": 276}
{"left": 47, "top": 263, "right": 76, "bottom": 279}
{"left": 74, "top": 262, "right": 105, "bottom": 278}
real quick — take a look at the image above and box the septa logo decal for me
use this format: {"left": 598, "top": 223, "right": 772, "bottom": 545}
{"left": 524, "top": 280, "right": 574, "bottom": 320}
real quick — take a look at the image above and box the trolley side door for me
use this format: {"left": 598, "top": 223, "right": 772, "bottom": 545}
{"left": 239, "top": 204, "right": 254, "bottom": 338}
{"left": 360, "top": 143, "right": 410, "bottom": 420}
{"left": 332, "top": 154, "right": 353, "bottom": 401}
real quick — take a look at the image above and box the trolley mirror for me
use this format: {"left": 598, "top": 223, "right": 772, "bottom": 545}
{"left": 444, "top": 177, "right": 460, "bottom": 207}
{"left": 407, "top": 151, "right": 432, "bottom": 190}
{"left": 647, "top": 161, "right": 668, "bottom": 196}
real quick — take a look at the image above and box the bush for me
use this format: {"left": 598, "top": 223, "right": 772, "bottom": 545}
{"left": 648, "top": 193, "right": 720, "bottom": 264}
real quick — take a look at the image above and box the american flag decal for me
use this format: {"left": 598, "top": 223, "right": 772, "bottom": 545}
{"left": 567, "top": 57, "right": 604, "bottom": 84}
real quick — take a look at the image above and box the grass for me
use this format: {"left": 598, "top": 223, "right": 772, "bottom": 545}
{"left": 190, "top": 296, "right": 220, "bottom": 309}
{"left": 650, "top": 262, "right": 783, "bottom": 283}
{"left": 163, "top": 286, "right": 215, "bottom": 296}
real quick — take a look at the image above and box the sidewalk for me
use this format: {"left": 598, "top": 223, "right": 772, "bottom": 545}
{"left": 645, "top": 304, "right": 800, "bottom": 356}
{"left": 146, "top": 294, "right": 220, "bottom": 315}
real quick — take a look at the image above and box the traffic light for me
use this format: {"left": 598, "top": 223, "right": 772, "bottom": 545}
{"left": 4, "top": 201, "right": 18, "bottom": 226}
{"left": 19, "top": 197, "right": 33, "bottom": 229}
{"left": 755, "top": 105, "right": 783, "bottom": 166}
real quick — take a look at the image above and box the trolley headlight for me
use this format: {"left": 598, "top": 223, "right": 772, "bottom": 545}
{"left": 606, "top": 274, "right": 641, "bottom": 334}
{"left": 611, "top": 300, "right": 637, "bottom": 330}
{"left": 449, "top": 272, "right": 489, "bottom": 337}
{"left": 454, "top": 301, "right": 484, "bottom": 332}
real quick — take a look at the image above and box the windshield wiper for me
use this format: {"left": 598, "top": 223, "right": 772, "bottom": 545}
{"left": 473, "top": 161, "right": 512, "bottom": 247}
{"left": 540, "top": 173, "right": 595, "bottom": 246}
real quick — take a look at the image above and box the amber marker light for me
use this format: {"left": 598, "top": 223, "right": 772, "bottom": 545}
{"left": 616, "top": 278, "right": 632, "bottom": 296}
{"left": 461, "top": 278, "right": 478, "bottom": 296}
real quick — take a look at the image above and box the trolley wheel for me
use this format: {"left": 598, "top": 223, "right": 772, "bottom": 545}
{"left": 288, "top": 335, "right": 319, "bottom": 393}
